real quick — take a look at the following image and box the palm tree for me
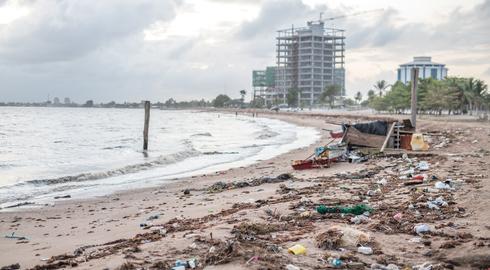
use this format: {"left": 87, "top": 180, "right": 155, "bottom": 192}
{"left": 474, "top": 79, "right": 488, "bottom": 114}
{"left": 239, "top": 90, "right": 246, "bottom": 105}
{"left": 355, "top": 91, "right": 362, "bottom": 104}
{"left": 373, "top": 80, "right": 389, "bottom": 97}
{"left": 367, "top": 90, "right": 376, "bottom": 102}
{"left": 320, "top": 85, "right": 341, "bottom": 108}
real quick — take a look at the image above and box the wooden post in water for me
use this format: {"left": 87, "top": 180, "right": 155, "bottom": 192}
{"left": 410, "top": 68, "right": 419, "bottom": 129}
{"left": 143, "top": 101, "right": 150, "bottom": 151}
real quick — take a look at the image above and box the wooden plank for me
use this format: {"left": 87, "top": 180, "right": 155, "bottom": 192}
{"left": 380, "top": 122, "right": 396, "bottom": 152}
{"left": 143, "top": 101, "right": 150, "bottom": 151}
{"left": 342, "top": 127, "right": 386, "bottom": 148}
{"left": 410, "top": 68, "right": 419, "bottom": 129}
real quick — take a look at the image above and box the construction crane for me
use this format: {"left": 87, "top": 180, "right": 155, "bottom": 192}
{"left": 319, "top": 8, "right": 384, "bottom": 22}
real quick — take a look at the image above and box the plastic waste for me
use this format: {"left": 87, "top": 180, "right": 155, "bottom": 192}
{"left": 434, "top": 181, "right": 452, "bottom": 190}
{"left": 286, "top": 264, "right": 300, "bottom": 270}
{"left": 171, "top": 266, "right": 185, "bottom": 270}
{"left": 300, "top": 211, "right": 312, "bottom": 218}
{"left": 5, "top": 232, "right": 28, "bottom": 240}
{"left": 427, "top": 202, "right": 439, "bottom": 210}
{"left": 400, "top": 168, "right": 415, "bottom": 175}
{"left": 357, "top": 246, "right": 373, "bottom": 255}
{"left": 175, "top": 260, "right": 187, "bottom": 267}
{"left": 366, "top": 189, "right": 381, "bottom": 196}
{"left": 427, "top": 196, "right": 448, "bottom": 209}
{"left": 416, "top": 161, "right": 430, "bottom": 171}
{"left": 411, "top": 133, "right": 429, "bottom": 151}
{"left": 246, "top": 256, "right": 259, "bottom": 264}
{"left": 350, "top": 215, "right": 370, "bottom": 224}
{"left": 328, "top": 257, "right": 343, "bottom": 267}
{"left": 376, "top": 178, "right": 387, "bottom": 186}
{"left": 414, "top": 224, "right": 431, "bottom": 234}
{"left": 412, "top": 262, "right": 433, "bottom": 270}
{"left": 288, "top": 244, "right": 306, "bottom": 255}
{"left": 371, "top": 263, "right": 400, "bottom": 270}
{"left": 188, "top": 259, "right": 197, "bottom": 269}
{"left": 317, "top": 204, "right": 373, "bottom": 215}
{"left": 147, "top": 214, "right": 159, "bottom": 221}
{"left": 393, "top": 212, "right": 403, "bottom": 222}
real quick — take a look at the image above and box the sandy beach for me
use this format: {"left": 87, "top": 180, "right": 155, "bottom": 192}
{"left": 1, "top": 111, "right": 489, "bottom": 270}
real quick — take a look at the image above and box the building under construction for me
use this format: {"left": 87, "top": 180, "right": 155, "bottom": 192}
{"left": 275, "top": 20, "right": 345, "bottom": 106}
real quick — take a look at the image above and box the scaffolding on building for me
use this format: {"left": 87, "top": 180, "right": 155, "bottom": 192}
{"left": 275, "top": 20, "right": 345, "bottom": 106}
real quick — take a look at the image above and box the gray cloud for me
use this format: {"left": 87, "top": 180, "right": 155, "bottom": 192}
{"left": 0, "top": 0, "right": 488, "bottom": 102}
{"left": 207, "top": 0, "right": 262, "bottom": 4}
{"left": 0, "top": 0, "right": 177, "bottom": 63}
{"left": 485, "top": 67, "right": 490, "bottom": 77}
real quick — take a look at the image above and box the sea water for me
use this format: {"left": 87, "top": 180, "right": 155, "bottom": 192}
{"left": 0, "top": 107, "right": 319, "bottom": 208}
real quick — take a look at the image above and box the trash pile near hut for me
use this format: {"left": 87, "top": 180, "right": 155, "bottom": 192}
{"left": 10, "top": 118, "right": 490, "bottom": 270}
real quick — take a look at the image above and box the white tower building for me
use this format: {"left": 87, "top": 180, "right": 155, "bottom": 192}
{"left": 397, "top": 56, "right": 448, "bottom": 84}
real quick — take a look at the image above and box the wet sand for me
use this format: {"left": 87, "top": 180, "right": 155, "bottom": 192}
{"left": 1, "top": 111, "right": 489, "bottom": 270}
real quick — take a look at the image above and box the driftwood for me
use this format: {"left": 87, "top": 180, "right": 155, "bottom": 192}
{"left": 380, "top": 122, "right": 396, "bottom": 152}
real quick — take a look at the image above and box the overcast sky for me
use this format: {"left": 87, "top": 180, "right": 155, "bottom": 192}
{"left": 0, "top": 0, "right": 489, "bottom": 103}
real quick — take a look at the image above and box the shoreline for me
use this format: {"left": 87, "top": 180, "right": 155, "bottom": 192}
{"left": 0, "top": 111, "right": 335, "bottom": 268}
{"left": 1, "top": 111, "right": 489, "bottom": 270}
{"left": 0, "top": 110, "right": 319, "bottom": 211}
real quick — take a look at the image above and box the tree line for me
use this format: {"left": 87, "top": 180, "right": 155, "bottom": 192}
{"left": 367, "top": 77, "right": 489, "bottom": 115}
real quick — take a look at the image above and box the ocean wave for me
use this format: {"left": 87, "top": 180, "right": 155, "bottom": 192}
{"left": 102, "top": 145, "right": 127, "bottom": 150}
{"left": 191, "top": 132, "right": 212, "bottom": 137}
{"left": 254, "top": 126, "right": 280, "bottom": 140}
{"left": 25, "top": 149, "right": 201, "bottom": 186}
{"left": 203, "top": 151, "right": 238, "bottom": 155}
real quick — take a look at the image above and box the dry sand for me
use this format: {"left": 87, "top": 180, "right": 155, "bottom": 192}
{"left": 1, "top": 111, "right": 489, "bottom": 270}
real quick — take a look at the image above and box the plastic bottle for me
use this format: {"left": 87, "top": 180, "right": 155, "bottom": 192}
{"left": 357, "top": 246, "right": 373, "bottom": 255}
{"left": 414, "top": 224, "right": 431, "bottom": 234}
{"left": 328, "top": 258, "right": 343, "bottom": 267}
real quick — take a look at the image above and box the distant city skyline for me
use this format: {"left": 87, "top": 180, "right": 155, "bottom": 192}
{"left": 0, "top": 0, "right": 489, "bottom": 102}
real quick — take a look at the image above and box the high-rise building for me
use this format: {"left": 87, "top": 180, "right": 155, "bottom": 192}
{"left": 397, "top": 56, "right": 448, "bottom": 84}
{"left": 252, "top": 67, "right": 277, "bottom": 105}
{"left": 275, "top": 20, "right": 345, "bottom": 106}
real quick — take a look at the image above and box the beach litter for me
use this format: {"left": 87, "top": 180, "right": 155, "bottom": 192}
{"left": 245, "top": 256, "right": 259, "bottom": 265}
{"left": 416, "top": 161, "right": 430, "bottom": 171}
{"left": 316, "top": 204, "right": 373, "bottom": 215}
{"left": 427, "top": 197, "right": 448, "bottom": 210}
{"left": 393, "top": 213, "right": 403, "bottom": 222}
{"left": 328, "top": 257, "right": 343, "bottom": 267}
{"left": 4, "top": 232, "right": 27, "bottom": 241}
{"left": 147, "top": 214, "right": 160, "bottom": 221}
{"left": 350, "top": 214, "right": 370, "bottom": 224}
{"left": 412, "top": 262, "right": 436, "bottom": 270}
{"left": 288, "top": 244, "right": 306, "bottom": 255}
{"left": 371, "top": 263, "right": 400, "bottom": 270}
{"left": 414, "top": 224, "right": 432, "bottom": 235}
{"left": 434, "top": 181, "right": 453, "bottom": 190}
{"left": 286, "top": 264, "right": 300, "bottom": 270}
{"left": 357, "top": 246, "right": 373, "bottom": 255}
